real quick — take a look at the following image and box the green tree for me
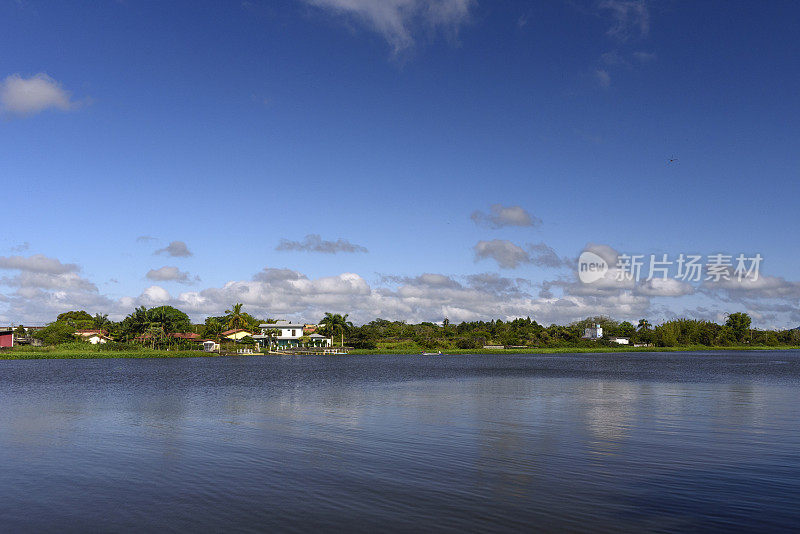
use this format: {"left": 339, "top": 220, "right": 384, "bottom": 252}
{"left": 33, "top": 322, "right": 76, "bottom": 345}
{"left": 637, "top": 319, "right": 651, "bottom": 331}
{"left": 726, "top": 312, "right": 752, "bottom": 343}
{"left": 93, "top": 313, "right": 110, "bottom": 331}
{"left": 224, "top": 303, "right": 248, "bottom": 330}
{"left": 57, "top": 310, "right": 93, "bottom": 323}
{"left": 617, "top": 321, "right": 636, "bottom": 338}
{"left": 320, "top": 312, "right": 353, "bottom": 347}
{"left": 203, "top": 317, "right": 223, "bottom": 340}
{"left": 148, "top": 306, "right": 191, "bottom": 334}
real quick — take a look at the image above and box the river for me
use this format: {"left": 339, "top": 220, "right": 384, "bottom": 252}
{"left": 1, "top": 351, "right": 798, "bottom": 532}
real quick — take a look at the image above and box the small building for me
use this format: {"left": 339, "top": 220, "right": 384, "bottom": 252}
{"left": 0, "top": 328, "right": 14, "bottom": 348}
{"left": 609, "top": 337, "right": 630, "bottom": 345}
{"left": 307, "top": 333, "right": 332, "bottom": 347}
{"left": 582, "top": 324, "right": 603, "bottom": 340}
{"left": 221, "top": 328, "right": 253, "bottom": 341}
{"left": 202, "top": 340, "right": 220, "bottom": 352}
{"left": 74, "top": 329, "right": 113, "bottom": 344}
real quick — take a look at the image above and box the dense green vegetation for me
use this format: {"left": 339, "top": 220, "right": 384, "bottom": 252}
{"left": 345, "top": 313, "right": 799, "bottom": 351}
{"left": 3, "top": 304, "right": 798, "bottom": 359}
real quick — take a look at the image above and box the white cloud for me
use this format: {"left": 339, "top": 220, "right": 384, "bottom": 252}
{"left": 703, "top": 275, "right": 800, "bottom": 301}
{"left": 3, "top": 248, "right": 799, "bottom": 329}
{"left": 0, "top": 73, "right": 77, "bottom": 116}
{"left": 140, "top": 264, "right": 652, "bottom": 326}
{"left": 276, "top": 234, "right": 368, "bottom": 254}
{"left": 636, "top": 277, "right": 694, "bottom": 297}
{"left": 139, "top": 285, "right": 171, "bottom": 306}
{"left": 0, "top": 254, "right": 79, "bottom": 274}
{"left": 303, "top": 0, "right": 474, "bottom": 53}
{"left": 146, "top": 266, "right": 198, "bottom": 284}
{"left": 471, "top": 204, "right": 541, "bottom": 229}
{"left": 155, "top": 241, "right": 193, "bottom": 257}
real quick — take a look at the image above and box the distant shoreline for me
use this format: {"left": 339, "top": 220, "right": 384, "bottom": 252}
{"left": 349, "top": 346, "right": 800, "bottom": 355}
{"left": 2, "top": 345, "right": 799, "bottom": 360}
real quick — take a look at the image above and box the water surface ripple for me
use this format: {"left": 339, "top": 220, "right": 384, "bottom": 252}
{"left": 1, "top": 351, "right": 799, "bottom": 532}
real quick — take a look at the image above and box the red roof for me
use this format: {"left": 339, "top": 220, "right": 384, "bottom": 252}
{"left": 170, "top": 332, "right": 200, "bottom": 339}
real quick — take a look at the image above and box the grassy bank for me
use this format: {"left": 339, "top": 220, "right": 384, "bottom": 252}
{"left": 349, "top": 345, "right": 800, "bottom": 355}
{"left": 1, "top": 343, "right": 212, "bottom": 360}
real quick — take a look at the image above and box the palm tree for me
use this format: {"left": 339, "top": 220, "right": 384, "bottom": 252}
{"left": 320, "top": 312, "right": 353, "bottom": 347}
{"left": 225, "top": 303, "right": 248, "bottom": 330}
{"left": 637, "top": 319, "right": 652, "bottom": 331}
{"left": 264, "top": 325, "right": 280, "bottom": 350}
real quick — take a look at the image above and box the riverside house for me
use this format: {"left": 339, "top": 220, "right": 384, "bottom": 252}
{"left": 221, "top": 328, "right": 253, "bottom": 341}
{"left": 253, "top": 321, "right": 332, "bottom": 350}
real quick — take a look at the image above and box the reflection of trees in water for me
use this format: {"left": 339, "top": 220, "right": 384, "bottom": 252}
{"left": 0, "top": 392, "right": 90, "bottom": 454}
{"left": 467, "top": 378, "right": 547, "bottom": 500}
{"left": 580, "top": 380, "right": 639, "bottom": 454}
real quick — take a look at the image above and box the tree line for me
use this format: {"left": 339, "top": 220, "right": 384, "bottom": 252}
{"left": 21, "top": 306, "right": 800, "bottom": 350}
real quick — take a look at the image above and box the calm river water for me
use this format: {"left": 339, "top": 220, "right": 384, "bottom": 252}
{"left": 1, "top": 352, "right": 799, "bottom": 532}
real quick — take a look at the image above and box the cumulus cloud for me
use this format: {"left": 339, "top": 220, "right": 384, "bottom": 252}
{"left": 155, "top": 241, "right": 193, "bottom": 257}
{"left": 636, "top": 277, "right": 694, "bottom": 297}
{"left": 0, "top": 271, "right": 97, "bottom": 292}
{"left": 473, "top": 240, "right": 571, "bottom": 269}
{"left": 146, "top": 266, "right": 198, "bottom": 285}
{"left": 276, "top": 234, "right": 368, "bottom": 254}
{"left": 703, "top": 274, "right": 800, "bottom": 301}
{"left": 0, "top": 73, "right": 78, "bottom": 116}
{"left": 474, "top": 240, "right": 531, "bottom": 269}
{"left": 0, "top": 254, "right": 114, "bottom": 323}
{"left": 0, "top": 254, "right": 79, "bottom": 274}
{"left": 303, "top": 0, "right": 474, "bottom": 53}
{"left": 599, "top": 0, "right": 650, "bottom": 40}
{"left": 471, "top": 204, "right": 541, "bottom": 229}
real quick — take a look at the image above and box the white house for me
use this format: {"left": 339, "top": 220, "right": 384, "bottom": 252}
{"left": 74, "top": 329, "right": 112, "bottom": 344}
{"left": 202, "top": 340, "right": 220, "bottom": 352}
{"left": 582, "top": 324, "right": 603, "bottom": 340}
{"left": 253, "top": 321, "right": 332, "bottom": 349}
{"left": 609, "top": 337, "right": 630, "bottom": 345}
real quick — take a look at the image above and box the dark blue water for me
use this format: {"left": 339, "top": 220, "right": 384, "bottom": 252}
{"left": 1, "top": 352, "right": 799, "bottom": 532}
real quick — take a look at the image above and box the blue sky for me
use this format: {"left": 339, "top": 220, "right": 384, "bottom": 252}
{"left": 1, "top": 0, "right": 799, "bottom": 327}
